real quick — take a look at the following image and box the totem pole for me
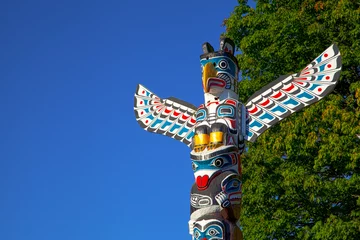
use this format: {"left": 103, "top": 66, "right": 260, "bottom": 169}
{"left": 133, "top": 37, "right": 341, "bottom": 240}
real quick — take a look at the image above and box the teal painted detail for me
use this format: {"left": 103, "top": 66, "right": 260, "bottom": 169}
{"left": 192, "top": 154, "right": 233, "bottom": 172}
{"left": 271, "top": 105, "right": 286, "bottom": 113}
{"left": 200, "top": 56, "right": 237, "bottom": 78}
{"left": 247, "top": 131, "right": 253, "bottom": 137}
{"left": 150, "top": 118, "right": 163, "bottom": 128}
{"left": 309, "top": 84, "right": 320, "bottom": 91}
{"left": 319, "top": 63, "right": 326, "bottom": 72}
{"left": 224, "top": 178, "right": 241, "bottom": 193}
{"left": 193, "top": 225, "right": 224, "bottom": 240}
{"left": 217, "top": 105, "right": 235, "bottom": 117}
{"left": 249, "top": 120, "right": 262, "bottom": 128}
{"left": 283, "top": 98, "right": 299, "bottom": 106}
{"left": 160, "top": 120, "right": 172, "bottom": 130}
{"left": 316, "top": 55, "right": 322, "bottom": 63}
{"left": 259, "top": 112, "right": 275, "bottom": 121}
{"left": 186, "top": 131, "right": 195, "bottom": 140}
{"left": 317, "top": 75, "right": 324, "bottom": 80}
{"left": 170, "top": 123, "right": 181, "bottom": 132}
{"left": 196, "top": 109, "right": 206, "bottom": 121}
{"left": 297, "top": 91, "right": 315, "bottom": 100}
{"left": 178, "top": 126, "right": 189, "bottom": 136}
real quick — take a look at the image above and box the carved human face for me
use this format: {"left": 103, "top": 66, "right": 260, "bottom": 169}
{"left": 193, "top": 219, "right": 224, "bottom": 240}
{"left": 191, "top": 152, "right": 239, "bottom": 190}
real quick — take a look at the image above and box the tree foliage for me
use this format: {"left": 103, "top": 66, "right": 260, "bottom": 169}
{"left": 224, "top": 0, "right": 360, "bottom": 239}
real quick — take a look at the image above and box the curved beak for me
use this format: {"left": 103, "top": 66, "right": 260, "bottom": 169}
{"left": 202, "top": 63, "right": 218, "bottom": 93}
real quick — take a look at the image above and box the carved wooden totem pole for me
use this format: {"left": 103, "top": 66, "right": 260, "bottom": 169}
{"left": 134, "top": 37, "right": 341, "bottom": 240}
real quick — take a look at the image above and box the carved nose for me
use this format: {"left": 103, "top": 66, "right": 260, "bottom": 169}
{"left": 202, "top": 62, "right": 218, "bottom": 93}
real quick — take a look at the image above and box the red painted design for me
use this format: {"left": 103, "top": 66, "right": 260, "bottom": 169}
{"left": 303, "top": 67, "right": 309, "bottom": 71}
{"left": 304, "top": 72, "right": 310, "bottom": 75}
{"left": 248, "top": 106, "right": 258, "bottom": 114}
{"left": 324, "top": 53, "right": 328, "bottom": 57}
{"left": 318, "top": 88, "right": 322, "bottom": 92}
{"left": 298, "top": 78, "right": 308, "bottom": 80}
{"left": 142, "top": 90, "right": 145, "bottom": 94}
{"left": 145, "top": 120, "right": 149, "bottom": 123}
{"left": 272, "top": 92, "right": 282, "bottom": 99}
{"left": 173, "top": 111, "right": 180, "bottom": 117}
{"left": 141, "top": 111, "right": 144, "bottom": 115}
{"left": 295, "top": 81, "right": 304, "bottom": 85}
{"left": 225, "top": 99, "right": 236, "bottom": 106}
{"left": 228, "top": 119, "right": 236, "bottom": 129}
{"left": 230, "top": 154, "right": 236, "bottom": 164}
{"left": 283, "top": 84, "right": 295, "bottom": 92}
{"left": 260, "top": 99, "right": 270, "bottom": 106}
{"left": 164, "top": 108, "right": 172, "bottom": 114}
{"left": 181, "top": 115, "right": 190, "bottom": 120}
{"left": 190, "top": 117, "right": 196, "bottom": 124}
{"left": 208, "top": 78, "right": 226, "bottom": 91}
{"left": 140, "top": 101, "right": 143, "bottom": 104}
{"left": 196, "top": 175, "right": 209, "bottom": 190}
{"left": 327, "top": 64, "right": 332, "bottom": 68}
{"left": 326, "top": 76, "right": 330, "bottom": 80}
{"left": 153, "top": 101, "right": 159, "bottom": 104}
{"left": 206, "top": 101, "right": 220, "bottom": 107}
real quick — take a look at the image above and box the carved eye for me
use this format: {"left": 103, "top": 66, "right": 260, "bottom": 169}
{"left": 232, "top": 181, "right": 239, "bottom": 187}
{"left": 218, "top": 60, "right": 228, "bottom": 69}
{"left": 208, "top": 228, "right": 220, "bottom": 236}
{"left": 194, "top": 230, "right": 201, "bottom": 239}
{"left": 192, "top": 162, "right": 198, "bottom": 171}
{"left": 212, "top": 158, "right": 224, "bottom": 168}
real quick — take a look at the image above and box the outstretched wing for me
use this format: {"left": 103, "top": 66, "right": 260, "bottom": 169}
{"left": 134, "top": 84, "right": 197, "bottom": 147}
{"left": 245, "top": 44, "right": 341, "bottom": 142}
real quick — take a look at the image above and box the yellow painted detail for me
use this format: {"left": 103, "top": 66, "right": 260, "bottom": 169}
{"left": 209, "top": 131, "right": 223, "bottom": 144}
{"left": 194, "top": 145, "right": 207, "bottom": 153}
{"left": 194, "top": 134, "right": 210, "bottom": 146}
{"left": 202, "top": 63, "right": 218, "bottom": 93}
{"left": 207, "top": 131, "right": 224, "bottom": 150}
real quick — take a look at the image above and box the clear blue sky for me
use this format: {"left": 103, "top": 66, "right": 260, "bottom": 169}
{"left": 1, "top": 1, "right": 255, "bottom": 239}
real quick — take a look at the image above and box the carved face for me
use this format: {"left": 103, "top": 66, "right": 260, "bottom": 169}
{"left": 201, "top": 55, "right": 238, "bottom": 95}
{"left": 191, "top": 152, "right": 239, "bottom": 190}
{"left": 221, "top": 174, "right": 242, "bottom": 205}
{"left": 193, "top": 219, "right": 225, "bottom": 240}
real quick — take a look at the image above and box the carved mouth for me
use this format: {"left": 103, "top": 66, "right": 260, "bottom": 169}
{"left": 195, "top": 171, "right": 221, "bottom": 190}
{"left": 196, "top": 175, "right": 209, "bottom": 190}
{"left": 207, "top": 78, "right": 226, "bottom": 93}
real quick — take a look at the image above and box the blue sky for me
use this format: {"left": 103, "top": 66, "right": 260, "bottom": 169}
{"left": 1, "top": 1, "right": 255, "bottom": 239}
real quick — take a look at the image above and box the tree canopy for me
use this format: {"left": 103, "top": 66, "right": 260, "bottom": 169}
{"left": 224, "top": 0, "right": 360, "bottom": 239}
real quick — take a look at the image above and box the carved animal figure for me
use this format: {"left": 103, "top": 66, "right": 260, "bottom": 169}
{"left": 133, "top": 37, "right": 341, "bottom": 239}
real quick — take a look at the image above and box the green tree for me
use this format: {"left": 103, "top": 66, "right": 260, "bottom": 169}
{"left": 224, "top": 0, "right": 360, "bottom": 239}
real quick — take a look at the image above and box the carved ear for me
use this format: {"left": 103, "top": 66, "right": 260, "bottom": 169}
{"left": 202, "top": 42, "right": 214, "bottom": 54}
{"left": 220, "top": 37, "right": 235, "bottom": 55}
